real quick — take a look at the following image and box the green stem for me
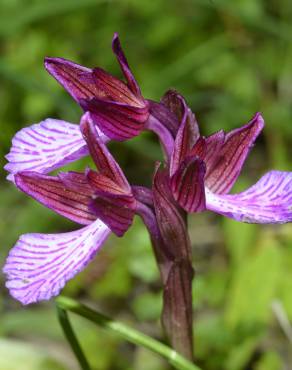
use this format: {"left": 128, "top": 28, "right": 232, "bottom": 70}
{"left": 56, "top": 305, "right": 92, "bottom": 370}
{"left": 56, "top": 296, "right": 201, "bottom": 370}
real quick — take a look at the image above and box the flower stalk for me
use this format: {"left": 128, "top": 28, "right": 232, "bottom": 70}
{"left": 56, "top": 305, "right": 92, "bottom": 370}
{"left": 56, "top": 296, "right": 201, "bottom": 370}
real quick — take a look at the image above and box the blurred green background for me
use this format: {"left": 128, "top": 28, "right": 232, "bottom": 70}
{"left": 0, "top": 0, "right": 291, "bottom": 369}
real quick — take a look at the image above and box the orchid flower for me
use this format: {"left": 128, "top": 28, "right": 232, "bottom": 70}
{"left": 160, "top": 92, "right": 292, "bottom": 224}
{"left": 149, "top": 93, "right": 292, "bottom": 359}
{"left": 3, "top": 34, "right": 292, "bottom": 362}
{"left": 45, "top": 33, "right": 176, "bottom": 156}
{"left": 45, "top": 33, "right": 149, "bottom": 141}
{"left": 3, "top": 113, "right": 136, "bottom": 305}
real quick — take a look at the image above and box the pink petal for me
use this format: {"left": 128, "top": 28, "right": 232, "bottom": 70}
{"left": 206, "top": 171, "right": 292, "bottom": 223}
{"left": 205, "top": 113, "right": 264, "bottom": 194}
{"left": 3, "top": 219, "right": 111, "bottom": 304}
{"left": 5, "top": 119, "right": 89, "bottom": 182}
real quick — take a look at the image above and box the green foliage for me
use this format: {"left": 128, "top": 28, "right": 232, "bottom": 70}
{"left": 0, "top": 0, "right": 291, "bottom": 369}
{"left": 0, "top": 339, "right": 68, "bottom": 370}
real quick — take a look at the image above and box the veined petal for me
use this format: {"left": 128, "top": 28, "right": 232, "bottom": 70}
{"left": 170, "top": 95, "right": 200, "bottom": 177}
{"left": 5, "top": 119, "right": 88, "bottom": 182}
{"left": 92, "top": 68, "right": 144, "bottom": 107}
{"left": 86, "top": 170, "right": 129, "bottom": 196}
{"left": 58, "top": 171, "right": 94, "bottom": 195}
{"left": 148, "top": 100, "right": 179, "bottom": 137}
{"left": 171, "top": 156, "right": 206, "bottom": 213}
{"left": 80, "top": 98, "right": 149, "bottom": 141}
{"left": 90, "top": 195, "right": 136, "bottom": 237}
{"left": 206, "top": 171, "right": 292, "bottom": 223}
{"left": 3, "top": 219, "right": 111, "bottom": 305}
{"left": 44, "top": 57, "right": 97, "bottom": 103}
{"left": 86, "top": 169, "right": 136, "bottom": 236}
{"left": 45, "top": 56, "right": 142, "bottom": 107}
{"left": 162, "top": 90, "right": 199, "bottom": 138}
{"left": 15, "top": 171, "right": 96, "bottom": 225}
{"left": 205, "top": 113, "right": 264, "bottom": 194}
{"left": 112, "top": 33, "right": 142, "bottom": 98}
{"left": 80, "top": 114, "right": 130, "bottom": 191}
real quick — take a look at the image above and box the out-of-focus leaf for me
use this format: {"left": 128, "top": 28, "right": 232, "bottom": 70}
{"left": 0, "top": 338, "right": 68, "bottom": 370}
{"left": 131, "top": 292, "right": 162, "bottom": 321}
{"left": 1, "top": 309, "right": 61, "bottom": 339}
{"left": 128, "top": 220, "right": 159, "bottom": 283}
{"left": 225, "top": 336, "right": 259, "bottom": 370}
{"left": 254, "top": 351, "right": 282, "bottom": 370}
{"left": 225, "top": 235, "right": 283, "bottom": 327}
{"left": 0, "top": 0, "right": 107, "bottom": 36}
{"left": 193, "top": 270, "right": 228, "bottom": 308}
{"left": 223, "top": 217, "right": 258, "bottom": 266}
{"left": 134, "top": 346, "right": 167, "bottom": 370}
{"left": 195, "top": 314, "right": 233, "bottom": 368}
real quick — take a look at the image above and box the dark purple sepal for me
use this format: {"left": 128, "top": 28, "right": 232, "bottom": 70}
{"left": 148, "top": 100, "right": 179, "bottom": 137}
{"left": 205, "top": 113, "right": 264, "bottom": 194}
{"left": 44, "top": 57, "right": 96, "bottom": 103}
{"left": 170, "top": 156, "right": 206, "bottom": 213}
{"left": 86, "top": 169, "right": 129, "bottom": 196}
{"left": 58, "top": 171, "right": 94, "bottom": 195}
{"left": 86, "top": 169, "right": 136, "bottom": 236}
{"left": 92, "top": 67, "right": 145, "bottom": 107}
{"left": 80, "top": 115, "right": 130, "bottom": 190}
{"left": 80, "top": 98, "right": 149, "bottom": 141}
{"left": 203, "top": 130, "right": 225, "bottom": 173}
{"left": 189, "top": 136, "right": 207, "bottom": 158}
{"left": 89, "top": 195, "right": 136, "bottom": 237}
{"left": 15, "top": 171, "right": 96, "bottom": 225}
{"left": 161, "top": 90, "right": 185, "bottom": 122}
{"left": 170, "top": 98, "right": 200, "bottom": 177}
{"left": 112, "top": 33, "right": 142, "bottom": 98}
{"left": 162, "top": 90, "right": 200, "bottom": 139}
